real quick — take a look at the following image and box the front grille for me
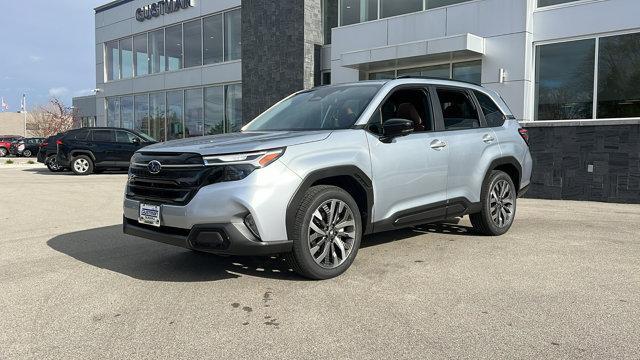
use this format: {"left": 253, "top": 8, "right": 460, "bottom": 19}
{"left": 126, "top": 152, "right": 211, "bottom": 206}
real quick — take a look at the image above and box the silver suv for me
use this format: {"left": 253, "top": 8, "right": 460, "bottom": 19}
{"left": 123, "top": 79, "right": 532, "bottom": 279}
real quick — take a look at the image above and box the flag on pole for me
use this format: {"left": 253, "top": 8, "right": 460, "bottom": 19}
{"left": 20, "top": 94, "right": 26, "bottom": 112}
{"left": 0, "top": 97, "right": 8, "bottom": 111}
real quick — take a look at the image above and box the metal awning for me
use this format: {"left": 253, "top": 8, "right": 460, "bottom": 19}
{"left": 340, "top": 33, "right": 485, "bottom": 71}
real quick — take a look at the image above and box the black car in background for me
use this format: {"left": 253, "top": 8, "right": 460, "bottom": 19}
{"left": 10, "top": 137, "right": 45, "bottom": 157}
{"left": 56, "top": 127, "right": 156, "bottom": 175}
{"left": 37, "top": 133, "right": 66, "bottom": 172}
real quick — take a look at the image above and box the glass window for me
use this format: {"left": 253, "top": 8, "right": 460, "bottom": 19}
{"left": 120, "top": 37, "right": 133, "bottom": 79}
{"left": 322, "top": 71, "right": 332, "bottom": 85}
{"left": 203, "top": 14, "right": 224, "bottom": 65}
{"left": 134, "top": 33, "right": 149, "bottom": 76}
{"left": 121, "top": 96, "right": 134, "bottom": 129}
{"left": 372, "top": 89, "right": 433, "bottom": 133}
{"left": 244, "top": 84, "right": 381, "bottom": 131}
{"left": 185, "top": 88, "right": 204, "bottom": 137}
{"left": 368, "top": 71, "right": 396, "bottom": 80}
{"left": 452, "top": 60, "right": 481, "bottom": 84}
{"left": 106, "top": 98, "right": 120, "bottom": 127}
{"left": 537, "top": 0, "right": 579, "bottom": 7}
{"left": 184, "top": 20, "right": 202, "bottom": 68}
{"left": 225, "top": 84, "right": 243, "bottom": 132}
{"left": 426, "top": 0, "right": 472, "bottom": 10}
{"left": 436, "top": 88, "right": 481, "bottom": 130}
{"left": 535, "top": 39, "right": 595, "bottom": 120}
{"left": 205, "top": 86, "right": 225, "bottom": 135}
{"left": 92, "top": 130, "right": 115, "bottom": 142}
{"left": 67, "top": 130, "right": 90, "bottom": 140}
{"left": 149, "top": 92, "right": 166, "bottom": 141}
{"left": 149, "top": 29, "right": 165, "bottom": 74}
{"left": 381, "top": 0, "right": 422, "bottom": 18}
{"left": 116, "top": 130, "right": 138, "bottom": 143}
{"left": 105, "top": 41, "right": 119, "bottom": 81}
{"left": 134, "top": 94, "right": 150, "bottom": 136}
{"left": 167, "top": 90, "right": 184, "bottom": 140}
{"left": 340, "top": 0, "right": 378, "bottom": 26}
{"left": 323, "top": 0, "right": 339, "bottom": 44}
{"left": 165, "top": 24, "right": 183, "bottom": 71}
{"left": 474, "top": 91, "right": 505, "bottom": 127}
{"left": 225, "top": 9, "right": 242, "bottom": 61}
{"left": 597, "top": 33, "right": 640, "bottom": 119}
{"left": 398, "top": 64, "right": 450, "bottom": 79}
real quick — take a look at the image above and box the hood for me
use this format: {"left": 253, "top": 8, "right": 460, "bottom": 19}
{"left": 140, "top": 131, "right": 332, "bottom": 155}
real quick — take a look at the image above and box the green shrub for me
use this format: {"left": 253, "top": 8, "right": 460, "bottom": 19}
{"left": 5, "top": 160, "right": 14, "bottom": 164}
{"left": 27, "top": 160, "right": 35, "bottom": 164}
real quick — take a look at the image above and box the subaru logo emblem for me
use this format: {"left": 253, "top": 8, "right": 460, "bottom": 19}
{"left": 147, "top": 160, "right": 162, "bottom": 174}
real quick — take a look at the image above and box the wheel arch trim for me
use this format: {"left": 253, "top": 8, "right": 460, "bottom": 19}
{"left": 285, "top": 165, "right": 374, "bottom": 240}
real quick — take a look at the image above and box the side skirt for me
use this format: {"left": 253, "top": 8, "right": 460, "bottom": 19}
{"left": 370, "top": 197, "right": 481, "bottom": 234}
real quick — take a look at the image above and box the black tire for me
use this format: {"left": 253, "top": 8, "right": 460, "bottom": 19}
{"left": 470, "top": 170, "right": 517, "bottom": 236}
{"left": 0, "top": 147, "right": 7, "bottom": 157}
{"left": 71, "top": 155, "right": 94, "bottom": 175}
{"left": 285, "top": 185, "right": 362, "bottom": 280}
{"left": 46, "top": 155, "right": 64, "bottom": 172}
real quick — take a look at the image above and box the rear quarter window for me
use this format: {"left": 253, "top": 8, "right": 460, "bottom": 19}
{"left": 474, "top": 91, "right": 506, "bottom": 127}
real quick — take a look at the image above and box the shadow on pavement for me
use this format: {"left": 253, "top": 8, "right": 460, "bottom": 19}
{"left": 47, "top": 225, "right": 300, "bottom": 282}
{"left": 23, "top": 168, "right": 128, "bottom": 176}
{"left": 48, "top": 219, "right": 476, "bottom": 282}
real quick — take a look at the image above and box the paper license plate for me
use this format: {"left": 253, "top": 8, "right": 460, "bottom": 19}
{"left": 139, "top": 203, "right": 161, "bottom": 227}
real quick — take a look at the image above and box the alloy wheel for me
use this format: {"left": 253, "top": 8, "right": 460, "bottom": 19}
{"left": 308, "top": 199, "right": 357, "bottom": 269}
{"left": 73, "top": 158, "right": 90, "bottom": 174}
{"left": 490, "top": 179, "right": 514, "bottom": 228}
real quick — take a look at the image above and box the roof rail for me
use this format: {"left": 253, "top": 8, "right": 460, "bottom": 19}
{"left": 394, "top": 75, "right": 481, "bottom": 86}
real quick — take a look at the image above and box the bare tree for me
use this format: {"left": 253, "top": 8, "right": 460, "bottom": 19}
{"left": 30, "top": 98, "right": 75, "bottom": 137}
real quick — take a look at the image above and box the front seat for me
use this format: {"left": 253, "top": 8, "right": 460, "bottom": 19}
{"left": 397, "top": 103, "right": 425, "bottom": 131}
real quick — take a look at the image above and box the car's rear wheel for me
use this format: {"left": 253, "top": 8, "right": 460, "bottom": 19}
{"left": 0, "top": 147, "right": 7, "bottom": 157}
{"left": 285, "top": 185, "right": 362, "bottom": 280}
{"left": 470, "top": 170, "right": 516, "bottom": 236}
{"left": 46, "top": 155, "right": 63, "bottom": 172}
{"left": 71, "top": 155, "right": 93, "bottom": 175}
{"left": 23, "top": 149, "right": 32, "bottom": 157}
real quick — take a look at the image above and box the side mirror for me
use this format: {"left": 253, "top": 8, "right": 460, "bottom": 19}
{"left": 132, "top": 137, "right": 141, "bottom": 145}
{"left": 381, "top": 118, "right": 414, "bottom": 143}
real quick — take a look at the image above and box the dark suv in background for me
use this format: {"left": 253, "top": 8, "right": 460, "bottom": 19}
{"left": 37, "top": 133, "right": 66, "bottom": 172}
{"left": 56, "top": 127, "right": 156, "bottom": 175}
{"left": 10, "top": 137, "right": 45, "bottom": 157}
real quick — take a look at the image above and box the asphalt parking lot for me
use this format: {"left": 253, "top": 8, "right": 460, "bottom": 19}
{"left": 1, "top": 165, "right": 639, "bottom": 359}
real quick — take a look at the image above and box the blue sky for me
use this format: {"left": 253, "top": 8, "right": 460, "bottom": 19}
{"left": 0, "top": 0, "right": 105, "bottom": 111}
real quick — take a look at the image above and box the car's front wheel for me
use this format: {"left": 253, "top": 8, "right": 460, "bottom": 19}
{"left": 286, "top": 185, "right": 362, "bottom": 280}
{"left": 470, "top": 170, "right": 517, "bottom": 236}
{"left": 0, "top": 147, "right": 7, "bottom": 157}
{"left": 71, "top": 155, "right": 93, "bottom": 175}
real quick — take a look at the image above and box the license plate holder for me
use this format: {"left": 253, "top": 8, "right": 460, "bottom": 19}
{"left": 139, "top": 203, "right": 161, "bottom": 227}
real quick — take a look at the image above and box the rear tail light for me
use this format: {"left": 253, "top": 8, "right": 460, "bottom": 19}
{"left": 41, "top": 142, "right": 48, "bottom": 148}
{"left": 518, "top": 128, "right": 529, "bottom": 146}
{"left": 56, "top": 139, "right": 63, "bottom": 146}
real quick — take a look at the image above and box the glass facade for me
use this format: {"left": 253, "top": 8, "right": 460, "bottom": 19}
{"left": 369, "top": 60, "right": 481, "bottom": 84}
{"left": 331, "top": 0, "right": 473, "bottom": 27}
{"left": 104, "top": 8, "right": 240, "bottom": 82}
{"left": 534, "top": 39, "right": 595, "bottom": 120}
{"left": 107, "top": 84, "right": 242, "bottom": 141}
{"left": 537, "top": 0, "right": 581, "bottom": 7}
{"left": 597, "top": 33, "right": 640, "bottom": 119}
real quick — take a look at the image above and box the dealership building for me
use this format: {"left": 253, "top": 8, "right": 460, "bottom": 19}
{"left": 77, "top": 0, "right": 640, "bottom": 203}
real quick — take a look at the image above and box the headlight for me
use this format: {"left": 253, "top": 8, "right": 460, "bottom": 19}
{"left": 202, "top": 148, "right": 285, "bottom": 184}
{"left": 202, "top": 148, "right": 285, "bottom": 168}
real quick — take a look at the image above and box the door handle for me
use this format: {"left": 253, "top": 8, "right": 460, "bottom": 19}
{"left": 482, "top": 134, "right": 496, "bottom": 144}
{"left": 430, "top": 139, "right": 447, "bottom": 150}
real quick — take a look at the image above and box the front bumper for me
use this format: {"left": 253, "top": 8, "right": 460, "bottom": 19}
{"left": 123, "top": 217, "right": 292, "bottom": 255}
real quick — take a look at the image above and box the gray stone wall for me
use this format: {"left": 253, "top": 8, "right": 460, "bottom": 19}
{"left": 241, "top": 0, "right": 323, "bottom": 122}
{"left": 525, "top": 124, "right": 640, "bottom": 203}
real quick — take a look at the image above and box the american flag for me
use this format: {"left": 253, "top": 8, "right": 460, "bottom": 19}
{"left": 0, "top": 97, "right": 8, "bottom": 111}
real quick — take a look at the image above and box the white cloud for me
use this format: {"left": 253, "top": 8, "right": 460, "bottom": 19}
{"left": 29, "top": 55, "right": 43, "bottom": 62}
{"left": 48, "top": 87, "right": 69, "bottom": 97}
{"left": 73, "top": 89, "right": 94, "bottom": 97}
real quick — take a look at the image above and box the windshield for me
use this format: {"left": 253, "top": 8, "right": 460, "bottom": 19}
{"left": 136, "top": 132, "right": 156, "bottom": 142}
{"left": 243, "top": 84, "right": 382, "bottom": 131}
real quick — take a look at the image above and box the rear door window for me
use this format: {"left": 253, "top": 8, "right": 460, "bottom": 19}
{"left": 436, "top": 88, "right": 481, "bottom": 130}
{"left": 116, "top": 130, "right": 138, "bottom": 143}
{"left": 474, "top": 91, "right": 506, "bottom": 127}
{"left": 92, "top": 130, "right": 115, "bottom": 142}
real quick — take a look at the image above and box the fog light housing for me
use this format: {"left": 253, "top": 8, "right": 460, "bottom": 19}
{"left": 244, "top": 214, "right": 260, "bottom": 239}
